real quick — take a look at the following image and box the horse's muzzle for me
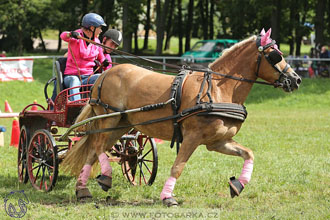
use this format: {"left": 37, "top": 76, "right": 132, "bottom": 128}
{"left": 276, "top": 71, "right": 302, "bottom": 92}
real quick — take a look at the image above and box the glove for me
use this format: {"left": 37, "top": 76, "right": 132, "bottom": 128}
{"left": 70, "top": 31, "right": 80, "bottom": 39}
{"left": 102, "top": 59, "right": 110, "bottom": 67}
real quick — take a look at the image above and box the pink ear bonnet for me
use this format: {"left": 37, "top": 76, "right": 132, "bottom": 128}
{"left": 259, "top": 28, "right": 282, "bottom": 55}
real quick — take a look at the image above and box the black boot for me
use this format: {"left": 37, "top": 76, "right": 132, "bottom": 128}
{"left": 228, "top": 176, "right": 244, "bottom": 198}
{"left": 96, "top": 175, "right": 112, "bottom": 192}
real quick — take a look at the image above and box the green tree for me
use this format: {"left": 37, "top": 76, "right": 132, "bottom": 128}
{"left": 0, "top": 0, "right": 53, "bottom": 55}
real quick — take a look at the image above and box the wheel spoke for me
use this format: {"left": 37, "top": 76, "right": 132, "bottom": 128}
{"left": 43, "top": 163, "right": 54, "bottom": 169}
{"left": 142, "top": 138, "right": 148, "bottom": 148}
{"left": 34, "top": 164, "right": 42, "bottom": 184}
{"left": 40, "top": 165, "right": 46, "bottom": 189}
{"left": 32, "top": 164, "right": 42, "bottom": 171}
{"left": 29, "top": 154, "right": 40, "bottom": 161}
{"left": 142, "top": 161, "right": 152, "bottom": 175}
{"left": 44, "top": 181, "right": 48, "bottom": 191}
{"left": 141, "top": 148, "right": 152, "bottom": 159}
{"left": 138, "top": 162, "right": 147, "bottom": 184}
{"left": 46, "top": 166, "right": 53, "bottom": 183}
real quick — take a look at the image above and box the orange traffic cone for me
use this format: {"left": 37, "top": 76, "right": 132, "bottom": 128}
{"left": 10, "top": 117, "right": 20, "bottom": 148}
{"left": 31, "top": 100, "right": 38, "bottom": 110}
{"left": 4, "top": 100, "right": 13, "bottom": 113}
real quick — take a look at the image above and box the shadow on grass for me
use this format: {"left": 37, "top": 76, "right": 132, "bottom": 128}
{"left": 0, "top": 174, "right": 161, "bottom": 207}
{"left": 0, "top": 174, "right": 73, "bottom": 203}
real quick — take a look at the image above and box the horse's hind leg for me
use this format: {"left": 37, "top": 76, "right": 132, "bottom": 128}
{"left": 93, "top": 118, "right": 130, "bottom": 192}
{"left": 206, "top": 139, "right": 254, "bottom": 198}
{"left": 76, "top": 149, "right": 97, "bottom": 200}
{"left": 161, "top": 136, "right": 199, "bottom": 207}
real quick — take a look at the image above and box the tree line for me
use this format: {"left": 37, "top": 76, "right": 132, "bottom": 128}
{"left": 0, "top": 0, "right": 329, "bottom": 56}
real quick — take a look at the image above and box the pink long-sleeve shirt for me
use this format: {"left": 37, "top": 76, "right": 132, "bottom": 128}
{"left": 104, "top": 53, "right": 112, "bottom": 69}
{"left": 61, "top": 29, "right": 106, "bottom": 76}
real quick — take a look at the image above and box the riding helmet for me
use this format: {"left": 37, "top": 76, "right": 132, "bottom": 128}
{"left": 82, "top": 13, "right": 106, "bottom": 28}
{"left": 103, "top": 29, "right": 123, "bottom": 46}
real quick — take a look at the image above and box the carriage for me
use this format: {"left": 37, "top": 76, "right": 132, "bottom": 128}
{"left": 18, "top": 29, "right": 302, "bottom": 206}
{"left": 17, "top": 57, "right": 158, "bottom": 192}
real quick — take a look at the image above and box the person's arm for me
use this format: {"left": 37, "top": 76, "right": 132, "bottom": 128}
{"left": 96, "top": 47, "right": 106, "bottom": 64}
{"left": 103, "top": 54, "right": 112, "bottom": 70}
{"left": 60, "top": 31, "right": 80, "bottom": 42}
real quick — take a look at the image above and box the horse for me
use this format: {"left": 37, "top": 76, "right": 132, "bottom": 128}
{"left": 61, "top": 28, "right": 301, "bottom": 206}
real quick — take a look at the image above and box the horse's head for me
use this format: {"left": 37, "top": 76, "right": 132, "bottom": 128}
{"left": 256, "top": 28, "right": 301, "bottom": 92}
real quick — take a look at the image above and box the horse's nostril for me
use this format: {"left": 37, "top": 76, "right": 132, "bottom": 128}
{"left": 297, "top": 78, "right": 302, "bottom": 85}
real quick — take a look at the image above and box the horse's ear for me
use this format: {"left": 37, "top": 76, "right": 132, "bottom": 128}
{"left": 265, "top": 28, "right": 272, "bottom": 38}
{"left": 260, "top": 28, "right": 266, "bottom": 36}
{"left": 261, "top": 28, "right": 272, "bottom": 46}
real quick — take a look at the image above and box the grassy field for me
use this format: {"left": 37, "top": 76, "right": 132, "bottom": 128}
{"left": 0, "top": 61, "right": 329, "bottom": 219}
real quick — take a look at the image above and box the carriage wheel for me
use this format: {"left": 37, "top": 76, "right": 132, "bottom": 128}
{"left": 27, "top": 129, "right": 58, "bottom": 192}
{"left": 18, "top": 125, "right": 29, "bottom": 183}
{"left": 121, "top": 135, "right": 158, "bottom": 186}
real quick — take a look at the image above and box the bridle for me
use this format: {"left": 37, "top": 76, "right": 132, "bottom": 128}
{"left": 255, "top": 36, "right": 293, "bottom": 90}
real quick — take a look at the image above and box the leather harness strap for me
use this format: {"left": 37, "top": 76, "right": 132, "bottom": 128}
{"left": 84, "top": 102, "right": 247, "bottom": 136}
{"left": 89, "top": 73, "right": 122, "bottom": 113}
{"left": 169, "top": 69, "right": 190, "bottom": 153}
{"left": 86, "top": 69, "right": 248, "bottom": 155}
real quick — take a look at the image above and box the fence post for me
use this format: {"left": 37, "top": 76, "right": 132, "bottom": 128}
{"left": 163, "top": 57, "right": 166, "bottom": 71}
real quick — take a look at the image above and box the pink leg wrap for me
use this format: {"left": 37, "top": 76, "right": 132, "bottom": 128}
{"left": 77, "top": 164, "right": 91, "bottom": 189}
{"left": 98, "top": 153, "right": 112, "bottom": 177}
{"left": 238, "top": 159, "right": 254, "bottom": 187}
{"left": 160, "top": 177, "right": 177, "bottom": 200}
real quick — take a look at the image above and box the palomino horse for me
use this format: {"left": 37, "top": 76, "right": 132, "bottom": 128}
{"left": 62, "top": 29, "right": 301, "bottom": 206}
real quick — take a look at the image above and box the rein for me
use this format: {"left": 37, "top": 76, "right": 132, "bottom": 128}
{"left": 77, "top": 35, "right": 278, "bottom": 87}
{"left": 60, "top": 35, "right": 293, "bottom": 147}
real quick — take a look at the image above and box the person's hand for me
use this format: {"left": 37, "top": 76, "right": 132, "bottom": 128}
{"left": 70, "top": 31, "right": 80, "bottom": 39}
{"left": 102, "top": 59, "right": 110, "bottom": 67}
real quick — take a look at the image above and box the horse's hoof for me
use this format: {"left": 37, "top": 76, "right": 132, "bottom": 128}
{"left": 96, "top": 175, "right": 112, "bottom": 192}
{"left": 228, "top": 176, "right": 244, "bottom": 198}
{"left": 162, "top": 197, "right": 178, "bottom": 207}
{"left": 76, "top": 188, "right": 93, "bottom": 201}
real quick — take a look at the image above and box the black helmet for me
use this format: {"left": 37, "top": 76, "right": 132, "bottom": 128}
{"left": 103, "top": 29, "right": 122, "bottom": 46}
{"left": 82, "top": 13, "right": 106, "bottom": 28}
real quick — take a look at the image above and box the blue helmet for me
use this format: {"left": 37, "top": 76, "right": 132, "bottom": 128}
{"left": 82, "top": 13, "right": 106, "bottom": 28}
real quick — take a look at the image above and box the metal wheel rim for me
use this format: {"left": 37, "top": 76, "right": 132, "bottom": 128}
{"left": 27, "top": 129, "right": 58, "bottom": 192}
{"left": 18, "top": 125, "right": 29, "bottom": 183}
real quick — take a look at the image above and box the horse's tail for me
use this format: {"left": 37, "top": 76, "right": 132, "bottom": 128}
{"left": 75, "top": 103, "right": 94, "bottom": 132}
{"left": 61, "top": 104, "right": 96, "bottom": 176}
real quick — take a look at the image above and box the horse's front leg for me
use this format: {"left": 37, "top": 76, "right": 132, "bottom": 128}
{"left": 160, "top": 136, "right": 199, "bottom": 207}
{"left": 206, "top": 139, "right": 254, "bottom": 198}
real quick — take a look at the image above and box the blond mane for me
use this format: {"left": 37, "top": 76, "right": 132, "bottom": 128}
{"left": 209, "top": 35, "right": 257, "bottom": 70}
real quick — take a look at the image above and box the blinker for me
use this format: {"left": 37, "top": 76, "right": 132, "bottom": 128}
{"left": 267, "top": 50, "right": 282, "bottom": 65}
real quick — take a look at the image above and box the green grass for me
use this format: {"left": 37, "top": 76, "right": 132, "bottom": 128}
{"left": 0, "top": 62, "right": 329, "bottom": 219}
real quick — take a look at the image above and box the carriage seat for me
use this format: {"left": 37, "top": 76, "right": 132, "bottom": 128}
{"left": 55, "top": 57, "right": 67, "bottom": 93}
